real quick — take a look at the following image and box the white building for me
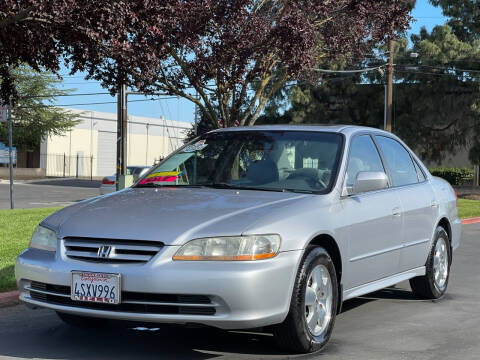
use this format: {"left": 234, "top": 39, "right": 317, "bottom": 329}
{"left": 40, "top": 109, "right": 191, "bottom": 178}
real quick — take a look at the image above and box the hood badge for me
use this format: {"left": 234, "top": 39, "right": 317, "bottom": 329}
{"left": 97, "top": 246, "right": 112, "bottom": 259}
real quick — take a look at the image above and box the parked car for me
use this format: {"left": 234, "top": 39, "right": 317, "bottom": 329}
{"left": 99, "top": 166, "right": 151, "bottom": 194}
{"left": 16, "top": 125, "right": 461, "bottom": 354}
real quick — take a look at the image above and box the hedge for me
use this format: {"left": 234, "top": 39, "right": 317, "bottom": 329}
{"left": 429, "top": 167, "right": 474, "bottom": 186}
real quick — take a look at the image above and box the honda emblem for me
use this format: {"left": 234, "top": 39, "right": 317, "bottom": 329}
{"left": 97, "top": 245, "right": 112, "bottom": 259}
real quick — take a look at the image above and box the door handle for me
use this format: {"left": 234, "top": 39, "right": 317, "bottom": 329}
{"left": 431, "top": 201, "right": 439, "bottom": 208}
{"left": 392, "top": 207, "right": 402, "bottom": 217}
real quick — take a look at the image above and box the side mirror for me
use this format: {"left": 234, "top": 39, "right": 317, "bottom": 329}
{"left": 352, "top": 171, "right": 389, "bottom": 195}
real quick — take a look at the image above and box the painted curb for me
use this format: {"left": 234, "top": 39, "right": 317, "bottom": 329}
{"left": 462, "top": 217, "right": 480, "bottom": 225}
{"left": 0, "top": 291, "right": 19, "bottom": 308}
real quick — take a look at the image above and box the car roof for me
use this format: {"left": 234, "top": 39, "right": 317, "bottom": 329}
{"left": 210, "top": 124, "right": 394, "bottom": 137}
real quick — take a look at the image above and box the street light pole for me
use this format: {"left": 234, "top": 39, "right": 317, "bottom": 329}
{"left": 194, "top": 91, "right": 199, "bottom": 136}
{"left": 8, "top": 98, "right": 14, "bottom": 209}
{"left": 115, "top": 85, "right": 127, "bottom": 191}
{"left": 116, "top": 86, "right": 122, "bottom": 191}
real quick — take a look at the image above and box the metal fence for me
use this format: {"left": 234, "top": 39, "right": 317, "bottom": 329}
{"left": 41, "top": 153, "right": 95, "bottom": 179}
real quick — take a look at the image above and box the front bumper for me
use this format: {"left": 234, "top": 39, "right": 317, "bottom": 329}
{"left": 15, "top": 246, "right": 301, "bottom": 329}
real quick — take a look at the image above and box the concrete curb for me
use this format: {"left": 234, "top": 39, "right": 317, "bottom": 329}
{"left": 0, "top": 291, "right": 19, "bottom": 308}
{"left": 462, "top": 217, "right": 480, "bottom": 225}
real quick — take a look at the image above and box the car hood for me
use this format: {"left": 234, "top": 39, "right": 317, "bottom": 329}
{"left": 42, "top": 187, "right": 308, "bottom": 245}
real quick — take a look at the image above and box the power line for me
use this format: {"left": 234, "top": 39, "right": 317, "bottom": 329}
{"left": 414, "top": 16, "right": 446, "bottom": 19}
{"left": 398, "top": 64, "right": 480, "bottom": 74}
{"left": 396, "top": 70, "right": 475, "bottom": 78}
{"left": 313, "top": 64, "right": 386, "bottom": 74}
{"left": 24, "top": 92, "right": 112, "bottom": 99}
{"left": 18, "top": 97, "right": 173, "bottom": 109}
{"left": 23, "top": 92, "right": 178, "bottom": 99}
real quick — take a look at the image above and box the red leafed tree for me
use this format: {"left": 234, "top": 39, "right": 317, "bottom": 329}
{"left": 128, "top": 0, "right": 412, "bottom": 128}
{"left": 0, "top": 1, "right": 150, "bottom": 103}
{"left": 1, "top": 0, "right": 412, "bottom": 129}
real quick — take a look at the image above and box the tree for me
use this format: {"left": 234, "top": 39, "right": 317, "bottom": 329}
{"left": 429, "top": 0, "right": 480, "bottom": 164}
{"left": 1, "top": 0, "right": 412, "bottom": 130}
{"left": 257, "top": 25, "right": 480, "bottom": 164}
{"left": 429, "top": 0, "right": 480, "bottom": 42}
{"left": 0, "top": 66, "right": 79, "bottom": 151}
{"left": 0, "top": 1, "right": 152, "bottom": 104}
{"left": 131, "top": 0, "right": 412, "bottom": 129}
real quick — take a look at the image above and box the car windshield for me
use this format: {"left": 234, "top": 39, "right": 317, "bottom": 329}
{"left": 135, "top": 131, "right": 344, "bottom": 194}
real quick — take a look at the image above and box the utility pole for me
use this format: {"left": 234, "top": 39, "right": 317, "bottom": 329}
{"left": 121, "top": 85, "right": 128, "bottom": 177}
{"left": 116, "top": 87, "right": 122, "bottom": 191}
{"left": 386, "top": 36, "right": 394, "bottom": 133}
{"left": 194, "top": 92, "right": 199, "bottom": 136}
{"left": 8, "top": 99, "right": 14, "bottom": 209}
{"left": 116, "top": 84, "right": 127, "bottom": 191}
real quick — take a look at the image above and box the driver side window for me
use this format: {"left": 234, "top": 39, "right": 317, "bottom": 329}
{"left": 346, "top": 135, "right": 385, "bottom": 187}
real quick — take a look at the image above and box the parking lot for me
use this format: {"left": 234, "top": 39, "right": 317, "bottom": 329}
{"left": 0, "top": 179, "right": 100, "bottom": 209}
{"left": 0, "top": 224, "right": 478, "bottom": 360}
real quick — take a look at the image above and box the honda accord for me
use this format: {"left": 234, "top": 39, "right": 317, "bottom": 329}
{"left": 15, "top": 125, "right": 461, "bottom": 353}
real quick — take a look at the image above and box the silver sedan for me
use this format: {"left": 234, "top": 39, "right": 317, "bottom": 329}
{"left": 16, "top": 125, "right": 461, "bottom": 354}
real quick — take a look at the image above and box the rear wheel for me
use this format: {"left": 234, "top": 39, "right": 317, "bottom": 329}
{"left": 56, "top": 312, "right": 106, "bottom": 328}
{"left": 272, "top": 247, "right": 338, "bottom": 354}
{"left": 410, "top": 226, "right": 451, "bottom": 299}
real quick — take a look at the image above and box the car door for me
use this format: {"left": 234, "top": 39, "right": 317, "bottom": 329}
{"left": 342, "top": 134, "right": 403, "bottom": 290}
{"left": 374, "top": 136, "right": 437, "bottom": 272}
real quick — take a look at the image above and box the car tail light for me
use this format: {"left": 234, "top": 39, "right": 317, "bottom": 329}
{"left": 102, "top": 178, "right": 115, "bottom": 185}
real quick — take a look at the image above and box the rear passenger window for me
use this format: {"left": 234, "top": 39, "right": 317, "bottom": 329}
{"left": 413, "top": 160, "right": 426, "bottom": 182}
{"left": 375, "top": 136, "right": 419, "bottom": 187}
{"left": 346, "top": 135, "right": 385, "bottom": 187}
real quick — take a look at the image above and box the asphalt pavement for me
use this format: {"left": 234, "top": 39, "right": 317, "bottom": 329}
{"left": 0, "top": 179, "right": 100, "bottom": 209}
{"left": 0, "top": 224, "right": 478, "bottom": 360}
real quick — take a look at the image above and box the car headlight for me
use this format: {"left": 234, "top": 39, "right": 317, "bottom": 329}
{"left": 29, "top": 225, "right": 57, "bottom": 252}
{"left": 173, "top": 235, "right": 281, "bottom": 261}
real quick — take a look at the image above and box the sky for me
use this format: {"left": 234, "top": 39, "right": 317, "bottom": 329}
{"left": 54, "top": 0, "right": 448, "bottom": 124}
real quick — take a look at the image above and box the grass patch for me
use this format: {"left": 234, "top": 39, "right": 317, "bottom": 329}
{"left": 458, "top": 199, "right": 480, "bottom": 220}
{"left": 0, "top": 207, "right": 61, "bottom": 293}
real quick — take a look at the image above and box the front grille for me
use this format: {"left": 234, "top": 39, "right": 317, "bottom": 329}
{"left": 63, "top": 237, "right": 164, "bottom": 263}
{"left": 27, "top": 281, "right": 216, "bottom": 316}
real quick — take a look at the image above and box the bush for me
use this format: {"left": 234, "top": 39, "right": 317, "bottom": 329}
{"left": 429, "top": 167, "right": 474, "bottom": 186}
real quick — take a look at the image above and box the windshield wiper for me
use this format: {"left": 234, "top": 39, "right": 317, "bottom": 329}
{"left": 202, "top": 183, "right": 283, "bottom": 192}
{"left": 134, "top": 183, "right": 160, "bottom": 188}
{"left": 282, "top": 188, "right": 315, "bottom": 194}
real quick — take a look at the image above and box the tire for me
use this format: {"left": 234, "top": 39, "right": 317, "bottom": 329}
{"left": 56, "top": 312, "right": 107, "bottom": 328}
{"left": 410, "top": 226, "right": 451, "bottom": 299}
{"left": 272, "top": 247, "right": 338, "bottom": 354}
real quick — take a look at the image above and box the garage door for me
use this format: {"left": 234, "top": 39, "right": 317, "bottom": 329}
{"left": 97, "top": 131, "right": 117, "bottom": 177}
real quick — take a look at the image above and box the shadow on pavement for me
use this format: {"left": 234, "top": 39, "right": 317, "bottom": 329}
{"left": 341, "top": 285, "right": 427, "bottom": 314}
{"left": 0, "top": 286, "right": 426, "bottom": 360}
{"left": 0, "top": 319, "right": 302, "bottom": 360}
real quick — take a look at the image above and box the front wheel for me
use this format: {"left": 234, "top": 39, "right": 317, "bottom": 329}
{"left": 272, "top": 247, "right": 338, "bottom": 354}
{"left": 410, "top": 226, "right": 451, "bottom": 299}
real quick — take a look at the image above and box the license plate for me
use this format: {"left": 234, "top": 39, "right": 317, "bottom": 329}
{"left": 71, "top": 271, "right": 121, "bottom": 304}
